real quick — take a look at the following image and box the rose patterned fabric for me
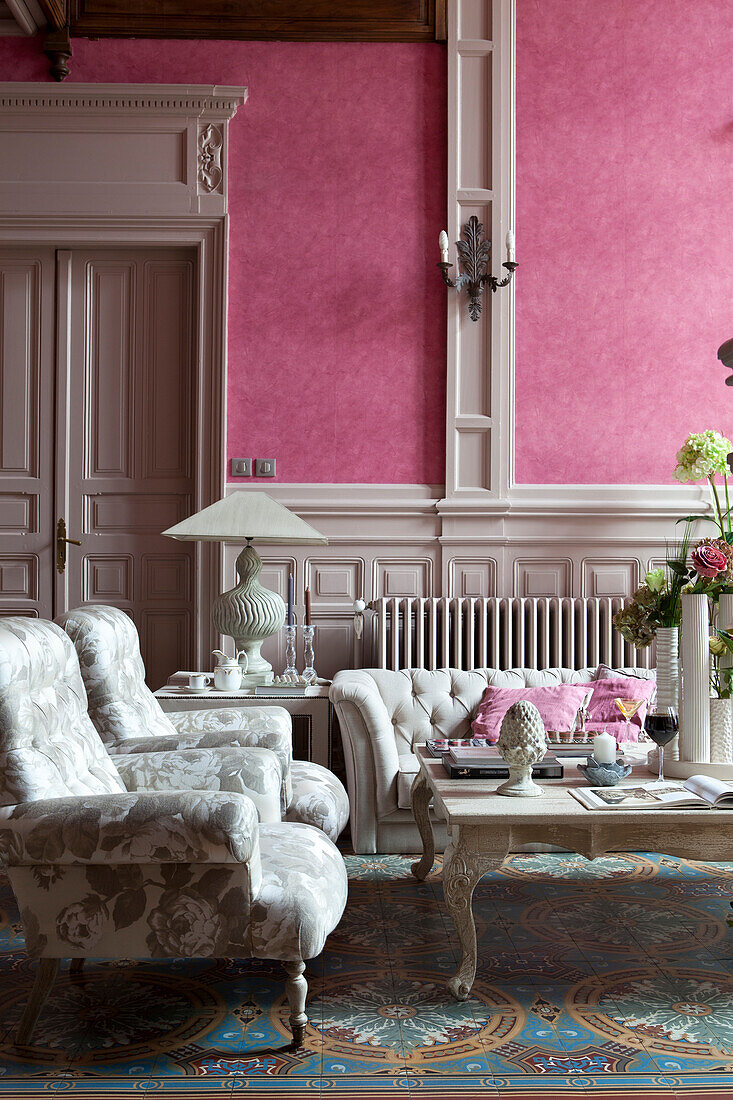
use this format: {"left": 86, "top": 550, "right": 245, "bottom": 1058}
{"left": 287, "top": 761, "right": 350, "bottom": 843}
{"left": 113, "top": 747, "right": 282, "bottom": 824}
{"left": 0, "top": 619, "right": 126, "bottom": 807}
{"left": 56, "top": 606, "right": 294, "bottom": 811}
{"left": 9, "top": 862, "right": 256, "bottom": 959}
{"left": 0, "top": 790, "right": 260, "bottom": 866}
{"left": 253, "top": 823, "right": 349, "bottom": 960}
{"left": 8, "top": 822, "right": 347, "bottom": 962}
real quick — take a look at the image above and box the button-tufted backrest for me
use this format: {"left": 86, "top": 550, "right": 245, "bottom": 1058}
{"left": 56, "top": 605, "right": 178, "bottom": 749}
{"left": 360, "top": 667, "right": 656, "bottom": 755}
{"left": 0, "top": 618, "right": 126, "bottom": 806}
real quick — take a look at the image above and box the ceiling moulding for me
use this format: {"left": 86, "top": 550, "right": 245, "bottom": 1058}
{"left": 69, "top": 0, "right": 446, "bottom": 42}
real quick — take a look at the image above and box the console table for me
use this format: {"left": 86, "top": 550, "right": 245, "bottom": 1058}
{"left": 154, "top": 683, "right": 334, "bottom": 770}
{"left": 410, "top": 745, "right": 733, "bottom": 1002}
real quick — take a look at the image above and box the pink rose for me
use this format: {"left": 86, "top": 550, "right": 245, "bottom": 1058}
{"left": 692, "top": 544, "right": 729, "bottom": 578}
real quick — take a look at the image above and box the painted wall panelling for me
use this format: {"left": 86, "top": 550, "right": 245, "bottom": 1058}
{"left": 442, "top": 0, "right": 515, "bottom": 502}
{"left": 70, "top": 0, "right": 446, "bottom": 41}
{"left": 0, "top": 84, "right": 245, "bottom": 669}
{"left": 0, "top": 247, "right": 55, "bottom": 618}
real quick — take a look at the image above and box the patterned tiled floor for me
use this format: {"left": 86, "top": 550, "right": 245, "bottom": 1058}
{"left": 0, "top": 853, "right": 732, "bottom": 1097}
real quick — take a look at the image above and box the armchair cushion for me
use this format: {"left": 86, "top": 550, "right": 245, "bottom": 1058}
{"left": 0, "top": 790, "right": 260, "bottom": 866}
{"left": 113, "top": 747, "right": 282, "bottom": 824}
{"left": 0, "top": 619, "right": 126, "bottom": 806}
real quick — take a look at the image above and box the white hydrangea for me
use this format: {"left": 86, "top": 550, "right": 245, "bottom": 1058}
{"left": 674, "top": 430, "right": 732, "bottom": 483}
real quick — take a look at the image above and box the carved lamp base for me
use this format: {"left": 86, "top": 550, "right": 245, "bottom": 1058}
{"left": 213, "top": 543, "right": 286, "bottom": 686}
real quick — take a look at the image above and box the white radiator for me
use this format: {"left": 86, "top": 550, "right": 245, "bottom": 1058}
{"left": 367, "top": 597, "right": 653, "bottom": 672}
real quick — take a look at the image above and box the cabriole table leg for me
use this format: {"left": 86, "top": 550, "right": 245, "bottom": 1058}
{"left": 410, "top": 769, "right": 435, "bottom": 880}
{"left": 443, "top": 831, "right": 505, "bottom": 1000}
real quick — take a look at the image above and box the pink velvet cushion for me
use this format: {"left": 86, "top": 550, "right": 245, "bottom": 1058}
{"left": 584, "top": 675, "right": 656, "bottom": 741}
{"left": 471, "top": 684, "right": 591, "bottom": 743}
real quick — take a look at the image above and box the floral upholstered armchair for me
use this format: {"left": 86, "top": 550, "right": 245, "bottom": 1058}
{"left": 0, "top": 618, "right": 347, "bottom": 1047}
{"left": 57, "top": 605, "right": 349, "bottom": 843}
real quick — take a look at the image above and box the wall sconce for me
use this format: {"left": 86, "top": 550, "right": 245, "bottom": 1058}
{"left": 438, "top": 216, "right": 517, "bottom": 321}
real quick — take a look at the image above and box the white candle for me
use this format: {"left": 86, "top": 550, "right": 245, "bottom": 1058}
{"left": 593, "top": 730, "right": 617, "bottom": 764}
{"left": 506, "top": 229, "right": 515, "bottom": 263}
{"left": 439, "top": 230, "right": 450, "bottom": 263}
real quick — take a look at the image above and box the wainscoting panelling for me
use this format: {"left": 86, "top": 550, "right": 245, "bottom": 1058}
{"left": 221, "top": 483, "right": 712, "bottom": 678}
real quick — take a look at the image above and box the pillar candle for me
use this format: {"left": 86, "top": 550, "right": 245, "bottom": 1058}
{"left": 506, "top": 229, "right": 515, "bottom": 263}
{"left": 305, "top": 586, "right": 312, "bottom": 626}
{"left": 593, "top": 731, "right": 616, "bottom": 764}
{"left": 287, "top": 573, "right": 294, "bottom": 626}
{"left": 439, "top": 230, "right": 449, "bottom": 263}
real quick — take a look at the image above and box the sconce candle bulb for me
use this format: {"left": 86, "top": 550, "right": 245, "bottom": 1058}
{"left": 439, "top": 230, "right": 450, "bottom": 263}
{"left": 437, "top": 216, "right": 518, "bottom": 321}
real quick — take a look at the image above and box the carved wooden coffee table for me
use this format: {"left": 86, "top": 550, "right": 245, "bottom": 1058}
{"left": 410, "top": 744, "right": 733, "bottom": 1001}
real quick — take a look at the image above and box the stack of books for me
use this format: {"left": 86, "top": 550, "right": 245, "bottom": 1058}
{"left": 437, "top": 743, "right": 563, "bottom": 780}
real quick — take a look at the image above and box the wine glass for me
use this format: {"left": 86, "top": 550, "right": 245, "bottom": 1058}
{"left": 644, "top": 705, "right": 679, "bottom": 787}
{"left": 614, "top": 698, "right": 644, "bottom": 742}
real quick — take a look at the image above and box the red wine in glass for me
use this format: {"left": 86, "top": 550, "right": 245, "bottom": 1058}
{"left": 645, "top": 706, "right": 678, "bottom": 786}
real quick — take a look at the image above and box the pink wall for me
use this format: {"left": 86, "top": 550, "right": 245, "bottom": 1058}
{"left": 516, "top": 0, "right": 733, "bottom": 484}
{"left": 0, "top": 35, "right": 447, "bottom": 485}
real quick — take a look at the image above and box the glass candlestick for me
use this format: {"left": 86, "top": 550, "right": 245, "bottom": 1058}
{"left": 283, "top": 624, "right": 297, "bottom": 681}
{"left": 302, "top": 624, "right": 317, "bottom": 684}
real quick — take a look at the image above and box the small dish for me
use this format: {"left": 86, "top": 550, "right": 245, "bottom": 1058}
{"left": 183, "top": 685, "right": 210, "bottom": 695}
{"left": 577, "top": 756, "right": 632, "bottom": 786}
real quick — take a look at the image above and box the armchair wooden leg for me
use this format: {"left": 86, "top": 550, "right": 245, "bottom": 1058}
{"left": 16, "top": 958, "right": 60, "bottom": 1045}
{"left": 284, "top": 961, "right": 308, "bottom": 1048}
{"left": 69, "top": 959, "right": 85, "bottom": 982}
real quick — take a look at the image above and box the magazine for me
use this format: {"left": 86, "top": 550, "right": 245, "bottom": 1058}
{"left": 571, "top": 775, "right": 733, "bottom": 811}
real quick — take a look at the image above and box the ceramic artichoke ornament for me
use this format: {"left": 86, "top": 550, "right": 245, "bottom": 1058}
{"left": 496, "top": 699, "right": 547, "bottom": 797}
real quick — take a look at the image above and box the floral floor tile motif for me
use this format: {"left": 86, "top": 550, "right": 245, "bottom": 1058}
{"left": 0, "top": 853, "right": 732, "bottom": 1097}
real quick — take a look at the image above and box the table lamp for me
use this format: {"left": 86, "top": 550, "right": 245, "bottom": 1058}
{"left": 163, "top": 491, "right": 327, "bottom": 685}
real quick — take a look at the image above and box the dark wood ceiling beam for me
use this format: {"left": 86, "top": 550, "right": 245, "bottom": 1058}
{"left": 70, "top": 0, "right": 446, "bottom": 42}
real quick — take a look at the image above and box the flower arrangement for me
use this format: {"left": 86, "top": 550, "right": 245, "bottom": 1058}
{"left": 613, "top": 528, "right": 692, "bottom": 648}
{"left": 674, "top": 429, "right": 733, "bottom": 539}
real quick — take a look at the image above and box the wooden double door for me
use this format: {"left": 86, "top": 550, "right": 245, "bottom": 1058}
{"left": 0, "top": 246, "right": 199, "bottom": 687}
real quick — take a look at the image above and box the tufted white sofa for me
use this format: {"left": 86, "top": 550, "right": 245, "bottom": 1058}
{"left": 330, "top": 666, "right": 655, "bottom": 854}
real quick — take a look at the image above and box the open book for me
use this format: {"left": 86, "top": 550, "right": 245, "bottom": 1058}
{"left": 572, "top": 775, "right": 733, "bottom": 811}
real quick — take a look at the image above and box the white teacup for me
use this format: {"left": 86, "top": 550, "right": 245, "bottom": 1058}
{"left": 188, "top": 673, "right": 211, "bottom": 691}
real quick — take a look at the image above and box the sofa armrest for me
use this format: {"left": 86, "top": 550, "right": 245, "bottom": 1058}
{"left": 330, "top": 671, "right": 401, "bottom": 827}
{"left": 0, "top": 789, "right": 259, "bottom": 866}
{"left": 113, "top": 747, "right": 282, "bottom": 824}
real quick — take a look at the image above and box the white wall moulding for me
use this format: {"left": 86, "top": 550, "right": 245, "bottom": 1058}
{"left": 223, "top": 482, "right": 712, "bottom": 677}
{"left": 444, "top": 0, "right": 515, "bottom": 501}
{"left": 0, "top": 83, "right": 247, "bottom": 216}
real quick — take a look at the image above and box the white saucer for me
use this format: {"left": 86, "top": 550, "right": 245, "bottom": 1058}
{"left": 183, "top": 685, "right": 210, "bottom": 694}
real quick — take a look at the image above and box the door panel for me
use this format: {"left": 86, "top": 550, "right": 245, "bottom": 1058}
{"left": 0, "top": 249, "right": 55, "bottom": 618}
{"left": 60, "top": 248, "right": 196, "bottom": 687}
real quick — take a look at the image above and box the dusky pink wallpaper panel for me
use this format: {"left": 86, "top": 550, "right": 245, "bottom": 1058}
{"left": 515, "top": 0, "right": 733, "bottom": 484}
{"left": 0, "top": 36, "right": 447, "bottom": 485}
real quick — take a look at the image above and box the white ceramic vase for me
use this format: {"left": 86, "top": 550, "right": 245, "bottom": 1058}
{"left": 710, "top": 697, "right": 733, "bottom": 765}
{"left": 680, "top": 593, "right": 710, "bottom": 763}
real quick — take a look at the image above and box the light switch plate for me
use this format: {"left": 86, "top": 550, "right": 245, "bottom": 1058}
{"left": 255, "top": 458, "right": 276, "bottom": 478}
{"left": 231, "top": 458, "right": 252, "bottom": 477}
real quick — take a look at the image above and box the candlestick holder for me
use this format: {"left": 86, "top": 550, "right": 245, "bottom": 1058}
{"left": 302, "top": 624, "right": 317, "bottom": 685}
{"left": 283, "top": 624, "right": 298, "bottom": 681}
{"left": 438, "top": 216, "right": 517, "bottom": 321}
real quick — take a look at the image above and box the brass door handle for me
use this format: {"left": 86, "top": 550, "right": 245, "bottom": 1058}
{"left": 56, "top": 518, "right": 81, "bottom": 574}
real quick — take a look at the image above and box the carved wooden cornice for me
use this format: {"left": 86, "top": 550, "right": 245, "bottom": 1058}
{"left": 0, "top": 83, "right": 248, "bottom": 116}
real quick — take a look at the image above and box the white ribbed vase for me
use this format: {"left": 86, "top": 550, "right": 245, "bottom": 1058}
{"left": 680, "top": 593, "right": 710, "bottom": 763}
{"left": 710, "top": 698, "right": 733, "bottom": 764}
{"left": 655, "top": 626, "right": 680, "bottom": 762}
{"left": 213, "top": 544, "right": 286, "bottom": 685}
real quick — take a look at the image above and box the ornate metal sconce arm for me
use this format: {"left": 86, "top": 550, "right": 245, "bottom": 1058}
{"left": 437, "top": 216, "right": 518, "bottom": 321}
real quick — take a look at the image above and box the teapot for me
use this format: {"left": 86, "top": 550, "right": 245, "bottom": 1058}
{"left": 211, "top": 649, "right": 248, "bottom": 691}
